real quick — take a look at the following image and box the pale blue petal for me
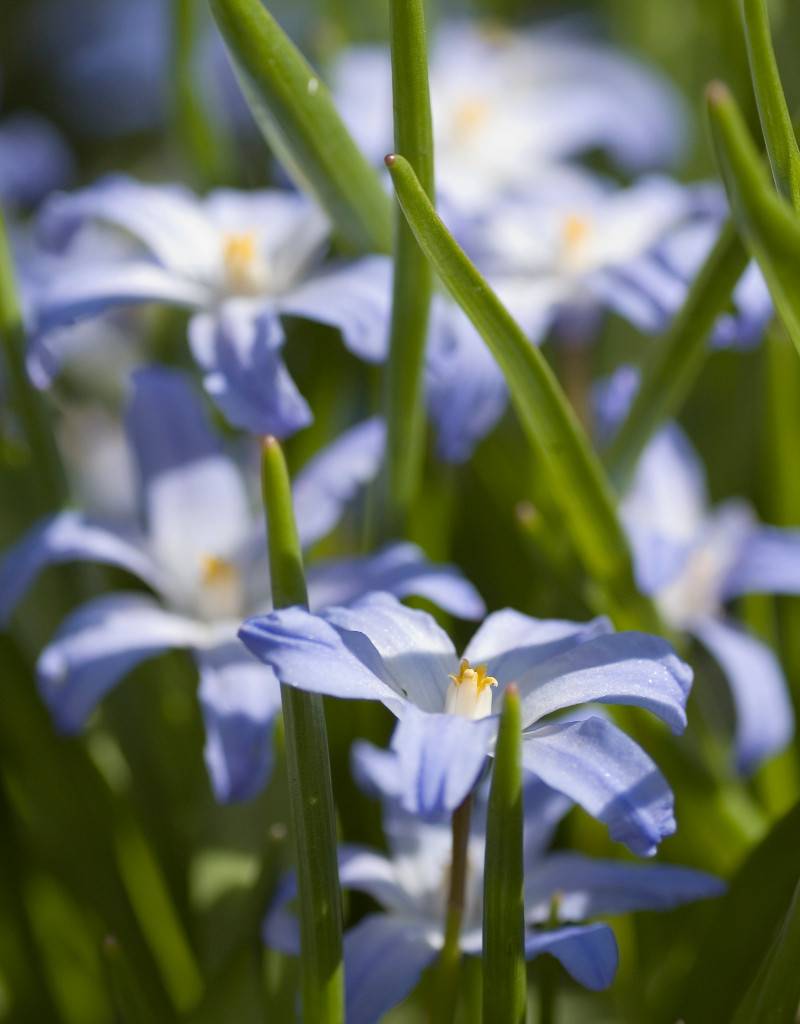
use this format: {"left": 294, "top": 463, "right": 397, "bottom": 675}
{"left": 306, "top": 542, "right": 485, "bottom": 620}
{"left": 188, "top": 305, "right": 312, "bottom": 437}
{"left": 353, "top": 707, "right": 496, "bottom": 819}
{"left": 522, "top": 716, "right": 676, "bottom": 856}
{"left": 525, "top": 852, "right": 724, "bottom": 923}
{"left": 344, "top": 914, "right": 438, "bottom": 1024}
{"left": 522, "top": 776, "right": 573, "bottom": 861}
{"left": 723, "top": 527, "right": 800, "bottom": 599}
{"left": 292, "top": 417, "right": 386, "bottom": 550}
{"left": 0, "top": 511, "right": 160, "bottom": 624}
{"left": 321, "top": 592, "right": 458, "bottom": 713}
{"left": 515, "top": 631, "right": 692, "bottom": 733}
{"left": 38, "top": 175, "right": 218, "bottom": 275}
{"left": 126, "top": 367, "right": 252, "bottom": 573}
{"left": 523, "top": 923, "right": 618, "bottom": 991}
{"left": 195, "top": 642, "right": 283, "bottom": 803}
{"left": 425, "top": 298, "right": 508, "bottom": 464}
{"left": 238, "top": 604, "right": 405, "bottom": 708}
{"left": 0, "top": 114, "right": 74, "bottom": 207}
{"left": 280, "top": 255, "right": 392, "bottom": 363}
{"left": 37, "top": 593, "right": 204, "bottom": 732}
{"left": 692, "top": 617, "right": 794, "bottom": 774}
{"left": 463, "top": 610, "right": 613, "bottom": 690}
{"left": 593, "top": 365, "right": 639, "bottom": 446}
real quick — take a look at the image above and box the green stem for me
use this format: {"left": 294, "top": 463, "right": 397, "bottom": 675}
{"left": 172, "top": 0, "right": 230, "bottom": 185}
{"left": 260, "top": 437, "right": 344, "bottom": 1024}
{"left": 482, "top": 686, "right": 525, "bottom": 1024}
{"left": 431, "top": 795, "right": 473, "bottom": 1023}
{"left": 0, "top": 204, "right": 66, "bottom": 511}
{"left": 382, "top": 0, "right": 435, "bottom": 534}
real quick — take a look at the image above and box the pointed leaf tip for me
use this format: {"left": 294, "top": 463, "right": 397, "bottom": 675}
{"left": 706, "top": 81, "right": 731, "bottom": 107}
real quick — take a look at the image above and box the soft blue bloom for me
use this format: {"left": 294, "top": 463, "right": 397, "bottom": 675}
{"left": 0, "top": 368, "right": 483, "bottom": 802}
{"left": 425, "top": 177, "right": 770, "bottom": 464}
{"left": 265, "top": 764, "right": 722, "bottom": 1024}
{"left": 240, "top": 596, "right": 692, "bottom": 854}
{"left": 0, "top": 113, "right": 73, "bottom": 208}
{"left": 333, "top": 19, "right": 688, "bottom": 214}
{"left": 610, "top": 411, "right": 797, "bottom": 773}
{"left": 28, "top": 177, "right": 391, "bottom": 434}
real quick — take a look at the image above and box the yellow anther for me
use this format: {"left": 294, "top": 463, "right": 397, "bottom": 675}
{"left": 222, "top": 231, "right": 265, "bottom": 294}
{"left": 453, "top": 98, "right": 491, "bottom": 140}
{"left": 448, "top": 658, "right": 498, "bottom": 695}
{"left": 561, "top": 213, "right": 591, "bottom": 252}
{"left": 201, "top": 554, "right": 238, "bottom": 588}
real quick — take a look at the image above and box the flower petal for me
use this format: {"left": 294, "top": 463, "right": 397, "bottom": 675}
{"left": 463, "top": 609, "right": 612, "bottom": 689}
{"left": 306, "top": 542, "right": 485, "bottom": 620}
{"left": 280, "top": 255, "right": 392, "bottom": 363}
{"left": 188, "top": 305, "right": 312, "bottom": 437}
{"left": 344, "top": 914, "right": 438, "bottom": 1024}
{"left": 522, "top": 716, "right": 676, "bottom": 856}
{"left": 691, "top": 617, "right": 795, "bottom": 774}
{"left": 238, "top": 604, "right": 405, "bottom": 708}
{"left": 522, "top": 776, "right": 573, "bottom": 861}
{"left": 525, "top": 852, "right": 724, "bottom": 923}
{"left": 722, "top": 527, "right": 800, "bottom": 599}
{"left": 37, "top": 593, "right": 204, "bottom": 732}
{"left": 353, "top": 707, "right": 496, "bottom": 819}
{"left": 292, "top": 417, "right": 386, "bottom": 550}
{"left": 38, "top": 175, "right": 219, "bottom": 275}
{"left": 515, "top": 631, "right": 692, "bottom": 733}
{"left": 523, "top": 923, "right": 618, "bottom": 991}
{"left": 0, "top": 510, "right": 159, "bottom": 624}
{"left": 0, "top": 113, "right": 74, "bottom": 208}
{"left": 126, "top": 366, "right": 252, "bottom": 582}
{"left": 195, "top": 642, "right": 283, "bottom": 803}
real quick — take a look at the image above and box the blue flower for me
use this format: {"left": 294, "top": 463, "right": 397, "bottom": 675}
{"left": 265, "top": 763, "right": 722, "bottom": 1024}
{"left": 28, "top": 177, "right": 391, "bottom": 434}
{"left": 614, "top": 422, "right": 798, "bottom": 774}
{"left": 240, "top": 596, "right": 692, "bottom": 854}
{"left": 0, "top": 368, "right": 483, "bottom": 802}
{"left": 333, "top": 19, "right": 688, "bottom": 214}
{"left": 0, "top": 113, "right": 73, "bottom": 209}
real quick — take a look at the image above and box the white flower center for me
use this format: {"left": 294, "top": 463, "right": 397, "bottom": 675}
{"left": 195, "top": 554, "right": 243, "bottom": 621}
{"left": 445, "top": 658, "right": 497, "bottom": 719}
{"left": 559, "top": 212, "right": 593, "bottom": 272}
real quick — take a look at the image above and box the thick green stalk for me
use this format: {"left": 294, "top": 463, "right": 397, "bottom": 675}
{"left": 0, "top": 205, "right": 66, "bottom": 511}
{"left": 260, "top": 437, "right": 344, "bottom": 1024}
{"left": 482, "top": 686, "right": 525, "bottom": 1024}
{"left": 383, "top": 0, "right": 435, "bottom": 532}
{"left": 431, "top": 795, "right": 473, "bottom": 1023}
{"left": 605, "top": 221, "right": 747, "bottom": 490}
{"left": 385, "top": 155, "right": 659, "bottom": 633}
{"left": 209, "top": 0, "right": 391, "bottom": 253}
{"left": 741, "top": 0, "right": 800, "bottom": 209}
{"left": 707, "top": 81, "right": 800, "bottom": 358}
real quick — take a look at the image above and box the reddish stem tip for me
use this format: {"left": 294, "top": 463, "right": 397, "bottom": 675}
{"left": 706, "top": 80, "right": 731, "bottom": 107}
{"left": 384, "top": 153, "right": 397, "bottom": 168}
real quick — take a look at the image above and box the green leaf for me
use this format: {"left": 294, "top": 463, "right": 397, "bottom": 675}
{"left": 385, "top": 154, "right": 659, "bottom": 632}
{"left": 209, "top": 0, "right": 392, "bottom": 254}
{"left": 733, "top": 878, "right": 800, "bottom": 1024}
{"left": 260, "top": 437, "right": 344, "bottom": 1024}
{"left": 741, "top": 0, "right": 800, "bottom": 208}
{"left": 676, "top": 799, "right": 800, "bottom": 1022}
{"left": 382, "top": 0, "right": 435, "bottom": 532}
{"left": 482, "top": 686, "right": 525, "bottom": 1024}
{"left": 605, "top": 221, "right": 747, "bottom": 491}
{"left": 707, "top": 81, "right": 800, "bottom": 358}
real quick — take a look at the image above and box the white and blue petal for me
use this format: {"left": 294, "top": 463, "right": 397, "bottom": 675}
{"left": 188, "top": 304, "right": 312, "bottom": 437}
{"left": 522, "top": 716, "right": 676, "bottom": 857}
{"left": 195, "top": 642, "right": 283, "bottom": 803}
{"left": 292, "top": 416, "right": 386, "bottom": 550}
{"left": 306, "top": 542, "right": 485, "bottom": 620}
{"left": 522, "top": 923, "right": 618, "bottom": 991}
{"left": 691, "top": 617, "right": 794, "bottom": 774}
{"left": 0, "top": 510, "right": 161, "bottom": 624}
{"left": 722, "top": 527, "right": 800, "bottom": 599}
{"left": 525, "top": 852, "right": 724, "bottom": 924}
{"left": 37, "top": 593, "right": 205, "bottom": 733}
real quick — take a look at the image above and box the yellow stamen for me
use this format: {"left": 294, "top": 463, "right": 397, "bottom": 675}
{"left": 561, "top": 213, "right": 591, "bottom": 252}
{"left": 222, "top": 231, "right": 264, "bottom": 294}
{"left": 448, "top": 657, "right": 498, "bottom": 695}
{"left": 201, "top": 554, "right": 239, "bottom": 588}
{"left": 453, "top": 99, "right": 491, "bottom": 140}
